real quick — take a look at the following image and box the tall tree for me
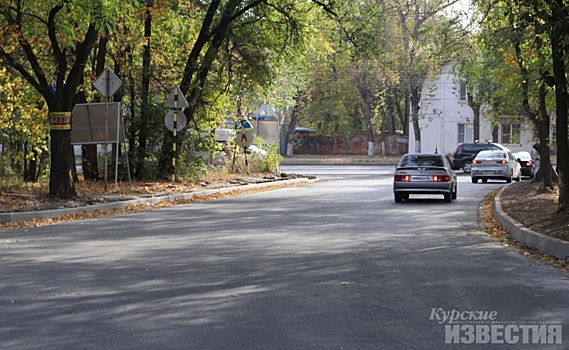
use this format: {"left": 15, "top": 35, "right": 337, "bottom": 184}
{"left": 393, "top": 0, "right": 462, "bottom": 152}
{"left": 545, "top": 0, "right": 569, "bottom": 210}
{"left": 0, "top": 1, "right": 123, "bottom": 198}
{"left": 474, "top": 0, "right": 569, "bottom": 208}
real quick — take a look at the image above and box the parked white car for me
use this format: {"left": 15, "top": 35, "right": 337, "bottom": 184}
{"left": 471, "top": 150, "right": 522, "bottom": 183}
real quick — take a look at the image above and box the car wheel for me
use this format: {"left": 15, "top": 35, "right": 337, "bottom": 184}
{"left": 402, "top": 194, "right": 409, "bottom": 200}
{"left": 506, "top": 172, "right": 512, "bottom": 183}
{"left": 482, "top": 178, "right": 488, "bottom": 183}
{"left": 529, "top": 171, "right": 534, "bottom": 179}
{"left": 451, "top": 185, "right": 457, "bottom": 200}
{"left": 394, "top": 193, "right": 403, "bottom": 203}
{"left": 462, "top": 160, "right": 473, "bottom": 173}
{"left": 443, "top": 193, "right": 452, "bottom": 203}
{"left": 471, "top": 177, "right": 478, "bottom": 183}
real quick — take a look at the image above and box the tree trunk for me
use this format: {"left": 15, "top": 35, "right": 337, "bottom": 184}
{"left": 550, "top": 26, "right": 569, "bottom": 211}
{"left": 536, "top": 83, "right": 555, "bottom": 188}
{"left": 82, "top": 145, "right": 100, "bottom": 180}
{"left": 134, "top": 5, "right": 153, "bottom": 179}
{"left": 286, "top": 89, "right": 301, "bottom": 157}
{"left": 49, "top": 129, "right": 77, "bottom": 198}
{"left": 70, "top": 145, "right": 78, "bottom": 182}
{"left": 411, "top": 90, "right": 421, "bottom": 152}
{"left": 386, "top": 88, "right": 396, "bottom": 134}
{"left": 467, "top": 95, "right": 481, "bottom": 142}
{"left": 532, "top": 143, "right": 557, "bottom": 185}
{"left": 491, "top": 124, "right": 499, "bottom": 143}
{"left": 363, "top": 94, "right": 374, "bottom": 156}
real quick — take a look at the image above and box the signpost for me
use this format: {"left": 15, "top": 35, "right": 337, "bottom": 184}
{"left": 70, "top": 102, "right": 132, "bottom": 190}
{"left": 164, "top": 85, "right": 188, "bottom": 184}
{"left": 93, "top": 67, "right": 123, "bottom": 190}
{"left": 234, "top": 115, "right": 254, "bottom": 174}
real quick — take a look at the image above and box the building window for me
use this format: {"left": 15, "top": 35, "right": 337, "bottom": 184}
{"left": 459, "top": 81, "right": 467, "bottom": 102}
{"left": 457, "top": 123, "right": 473, "bottom": 144}
{"left": 501, "top": 122, "right": 521, "bottom": 144}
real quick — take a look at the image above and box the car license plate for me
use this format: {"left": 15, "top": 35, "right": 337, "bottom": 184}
{"left": 483, "top": 171, "right": 494, "bottom": 174}
{"left": 411, "top": 176, "right": 432, "bottom": 181}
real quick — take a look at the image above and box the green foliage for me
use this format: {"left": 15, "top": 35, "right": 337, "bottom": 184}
{"left": 0, "top": 68, "right": 50, "bottom": 182}
{"left": 1, "top": 0, "right": 483, "bottom": 189}
{"left": 551, "top": 230, "right": 569, "bottom": 239}
{"left": 253, "top": 134, "right": 283, "bottom": 173}
{"left": 260, "top": 144, "right": 283, "bottom": 173}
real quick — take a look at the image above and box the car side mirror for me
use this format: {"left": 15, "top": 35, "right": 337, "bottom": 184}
{"left": 516, "top": 158, "right": 521, "bottom": 162}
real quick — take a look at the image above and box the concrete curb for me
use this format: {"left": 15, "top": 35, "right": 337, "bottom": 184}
{"left": 0, "top": 178, "right": 314, "bottom": 224}
{"left": 494, "top": 186, "right": 569, "bottom": 260}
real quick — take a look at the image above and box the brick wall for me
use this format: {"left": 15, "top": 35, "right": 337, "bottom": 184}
{"left": 293, "top": 132, "right": 408, "bottom": 155}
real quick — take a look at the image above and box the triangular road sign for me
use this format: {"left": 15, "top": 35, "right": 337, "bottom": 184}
{"left": 164, "top": 85, "right": 189, "bottom": 108}
{"left": 234, "top": 116, "right": 253, "bottom": 132}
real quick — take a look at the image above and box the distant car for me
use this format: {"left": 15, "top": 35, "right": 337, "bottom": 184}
{"left": 471, "top": 150, "right": 522, "bottom": 183}
{"left": 513, "top": 151, "right": 537, "bottom": 179}
{"left": 247, "top": 144, "right": 267, "bottom": 157}
{"left": 393, "top": 153, "right": 458, "bottom": 203}
{"left": 452, "top": 142, "right": 510, "bottom": 173}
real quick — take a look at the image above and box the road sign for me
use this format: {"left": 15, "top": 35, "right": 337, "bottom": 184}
{"left": 234, "top": 116, "right": 253, "bottom": 132}
{"left": 239, "top": 130, "right": 254, "bottom": 147}
{"left": 93, "top": 67, "right": 122, "bottom": 98}
{"left": 164, "top": 85, "right": 189, "bottom": 108}
{"left": 164, "top": 110, "right": 187, "bottom": 132}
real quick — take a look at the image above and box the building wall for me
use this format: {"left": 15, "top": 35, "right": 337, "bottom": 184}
{"left": 409, "top": 61, "right": 535, "bottom": 155}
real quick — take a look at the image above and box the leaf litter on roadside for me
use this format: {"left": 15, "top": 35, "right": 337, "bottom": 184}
{"left": 0, "top": 180, "right": 309, "bottom": 231}
{"left": 480, "top": 189, "right": 569, "bottom": 273}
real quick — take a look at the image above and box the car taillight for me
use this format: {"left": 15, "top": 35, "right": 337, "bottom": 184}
{"left": 472, "top": 159, "right": 482, "bottom": 164}
{"left": 525, "top": 161, "right": 532, "bottom": 166}
{"left": 433, "top": 175, "right": 450, "bottom": 182}
{"left": 496, "top": 159, "right": 508, "bottom": 164}
{"left": 394, "top": 175, "right": 410, "bottom": 182}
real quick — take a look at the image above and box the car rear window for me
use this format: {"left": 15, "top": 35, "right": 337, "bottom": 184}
{"left": 399, "top": 155, "right": 445, "bottom": 167}
{"left": 476, "top": 150, "right": 506, "bottom": 158}
{"left": 514, "top": 152, "right": 531, "bottom": 160}
{"left": 474, "top": 144, "right": 492, "bottom": 151}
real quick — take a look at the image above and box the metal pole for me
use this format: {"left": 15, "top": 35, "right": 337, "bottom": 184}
{"left": 241, "top": 133, "right": 249, "bottom": 174}
{"left": 104, "top": 69, "right": 109, "bottom": 191}
{"left": 172, "top": 86, "right": 178, "bottom": 184}
{"left": 120, "top": 110, "right": 132, "bottom": 189}
{"left": 114, "top": 103, "right": 120, "bottom": 191}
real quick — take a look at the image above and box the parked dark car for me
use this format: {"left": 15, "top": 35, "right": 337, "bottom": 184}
{"left": 393, "top": 153, "right": 458, "bottom": 203}
{"left": 513, "top": 151, "right": 538, "bottom": 179}
{"left": 452, "top": 142, "right": 509, "bottom": 173}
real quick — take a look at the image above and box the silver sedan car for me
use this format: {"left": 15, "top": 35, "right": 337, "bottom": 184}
{"left": 393, "top": 153, "right": 458, "bottom": 203}
{"left": 471, "top": 150, "right": 522, "bottom": 183}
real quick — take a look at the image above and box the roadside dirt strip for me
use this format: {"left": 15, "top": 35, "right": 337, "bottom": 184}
{"left": 494, "top": 187, "right": 569, "bottom": 262}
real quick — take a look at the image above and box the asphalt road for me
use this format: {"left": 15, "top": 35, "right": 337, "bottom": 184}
{"left": 1, "top": 165, "right": 568, "bottom": 349}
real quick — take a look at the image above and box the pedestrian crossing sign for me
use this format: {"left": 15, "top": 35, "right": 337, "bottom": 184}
{"left": 234, "top": 116, "right": 253, "bottom": 132}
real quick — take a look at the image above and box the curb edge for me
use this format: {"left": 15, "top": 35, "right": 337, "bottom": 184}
{"left": 0, "top": 178, "right": 314, "bottom": 225}
{"left": 494, "top": 185, "right": 569, "bottom": 260}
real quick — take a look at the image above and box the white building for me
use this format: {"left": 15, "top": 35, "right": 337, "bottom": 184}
{"left": 409, "top": 60, "right": 535, "bottom": 156}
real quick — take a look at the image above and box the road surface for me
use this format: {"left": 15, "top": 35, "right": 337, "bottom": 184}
{"left": 1, "top": 165, "right": 567, "bottom": 349}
